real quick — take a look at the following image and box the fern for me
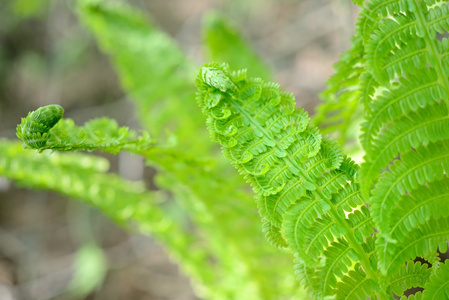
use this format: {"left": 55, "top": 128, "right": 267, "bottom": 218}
{"left": 4, "top": 0, "right": 449, "bottom": 298}
{"left": 194, "top": 0, "right": 449, "bottom": 299}
{"left": 16, "top": 105, "right": 154, "bottom": 154}
{"left": 196, "top": 63, "right": 383, "bottom": 299}
{"left": 357, "top": 0, "right": 449, "bottom": 286}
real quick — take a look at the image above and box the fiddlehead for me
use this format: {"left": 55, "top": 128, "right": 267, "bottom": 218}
{"left": 16, "top": 105, "right": 154, "bottom": 155}
{"left": 16, "top": 104, "right": 64, "bottom": 149}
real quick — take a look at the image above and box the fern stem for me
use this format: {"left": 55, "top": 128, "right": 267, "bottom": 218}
{"left": 230, "top": 96, "right": 389, "bottom": 300}
{"left": 412, "top": 0, "right": 449, "bottom": 109}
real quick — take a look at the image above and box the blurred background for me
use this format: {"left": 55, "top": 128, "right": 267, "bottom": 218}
{"left": 0, "top": 0, "right": 358, "bottom": 299}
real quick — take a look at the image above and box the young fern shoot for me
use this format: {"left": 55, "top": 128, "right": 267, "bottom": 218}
{"left": 195, "top": 63, "right": 382, "bottom": 299}
{"left": 16, "top": 105, "right": 154, "bottom": 155}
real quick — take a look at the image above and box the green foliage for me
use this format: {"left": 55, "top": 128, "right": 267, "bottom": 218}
{"left": 16, "top": 104, "right": 64, "bottom": 149}
{"left": 194, "top": 0, "right": 449, "bottom": 299}
{"left": 2, "top": 0, "right": 449, "bottom": 299}
{"left": 196, "top": 63, "right": 378, "bottom": 299}
{"left": 76, "top": 0, "right": 204, "bottom": 152}
{"left": 17, "top": 104, "right": 154, "bottom": 154}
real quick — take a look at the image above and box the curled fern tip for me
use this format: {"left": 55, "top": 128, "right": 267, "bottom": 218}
{"left": 16, "top": 104, "right": 64, "bottom": 149}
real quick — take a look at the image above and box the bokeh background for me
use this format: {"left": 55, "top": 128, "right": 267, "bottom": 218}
{"left": 0, "top": 0, "right": 358, "bottom": 299}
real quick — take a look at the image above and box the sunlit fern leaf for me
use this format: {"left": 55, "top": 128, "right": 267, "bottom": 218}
{"left": 422, "top": 261, "right": 449, "bottom": 299}
{"left": 196, "top": 63, "right": 378, "bottom": 298}
{"left": 283, "top": 197, "right": 334, "bottom": 265}
{"left": 317, "top": 239, "right": 361, "bottom": 294}
{"left": 386, "top": 261, "right": 431, "bottom": 298}
{"left": 361, "top": 103, "right": 449, "bottom": 199}
{"left": 401, "top": 291, "right": 423, "bottom": 300}
{"left": 385, "top": 178, "right": 449, "bottom": 251}
{"left": 369, "top": 140, "right": 449, "bottom": 236}
{"left": 262, "top": 219, "right": 288, "bottom": 248}
{"left": 293, "top": 259, "right": 322, "bottom": 299}
{"left": 334, "top": 263, "right": 379, "bottom": 300}
{"left": 358, "top": 72, "right": 376, "bottom": 111}
{"left": 355, "top": 0, "right": 418, "bottom": 49}
{"left": 365, "top": 14, "right": 425, "bottom": 84}
{"left": 360, "top": 70, "right": 446, "bottom": 154}
{"left": 380, "top": 217, "right": 449, "bottom": 276}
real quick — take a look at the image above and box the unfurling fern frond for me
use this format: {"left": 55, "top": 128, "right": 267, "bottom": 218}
{"left": 16, "top": 104, "right": 64, "bottom": 149}
{"left": 16, "top": 105, "right": 154, "bottom": 154}
{"left": 195, "top": 63, "right": 382, "bottom": 299}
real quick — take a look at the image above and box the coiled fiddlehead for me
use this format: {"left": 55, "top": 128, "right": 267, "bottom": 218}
{"left": 16, "top": 104, "right": 64, "bottom": 149}
{"left": 16, "top": 105, "right": 154, "bottom": 155}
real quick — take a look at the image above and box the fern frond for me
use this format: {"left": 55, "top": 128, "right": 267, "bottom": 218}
{"left": 196, "top": 63, "right": 380, "bottom": 298}
{"left": 360, "top": 69, "right": 446, "bottom": 153}
{"left": 361, "top": 102, "right": 449, "bottom": 196}
{"left": 385, "top": 178, "right": 449, "bottom": 250}
{"left": 365, "top": 13, "right": 424, "bottom": 84}
{"left": 16, "top": 105, "right": 154, "bottom": 154}
{"left": 334, "top": 263, "right": 379, "bottom": 300}
{"left": 380, "top": 217, "right": 449, "bottom": 276}
{"left": 387, "top": 261, "right": 431, "bottom": 297}
{"left": 422, "top": 261, "right": 449, "bottom": 299}
{"left": 0, "top": 140, "right": 191, "bottom": 243}
{"left": 369, "top": 140, "right": 449, "bottom": 236}
{"left": 0, "top": 139, "right": 240, "bottom": 296}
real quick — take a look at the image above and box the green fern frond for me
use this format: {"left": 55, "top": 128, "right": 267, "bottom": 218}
{"left": 360, "top": 70, "right": 446, "bottom": 154}
{"left": 361, "top": 102, "right": 449, "bottom": 197}
{"left": 16, "top": 105, "right": 154, "bottom": 154}
{"left": 357, "top": 7, "right": 449, "bottom": 290}
{"left": 387, "top": 261, "right": 431, "bottom": 297}
{"left": 369, "top": 140, "right": 449, "bottom": 237}
{"left": 0, "top": 139, "right": 232, "bottom": 296}
{"left": 380, "top": 217, "right": 449, "bottom": 276}
{"left": 386, "top": 178, "right": 449, "bottom": 248}
{"left": 196, "top": 63, "right": 381, "bottom": 298}
{"left": 334, "top": 263, "right": 379, "bottom": 300}
{"left": 76, "top": 0, "right": 207, "bottom": 153}
{"left": 422, "top": 261, "right": 449, "bottom": 299}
